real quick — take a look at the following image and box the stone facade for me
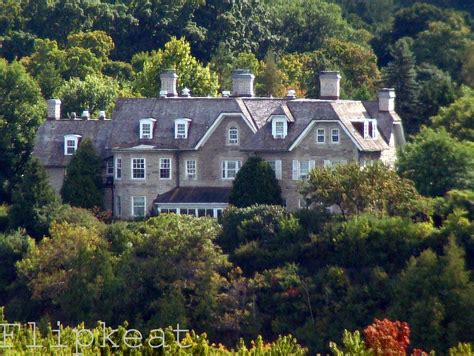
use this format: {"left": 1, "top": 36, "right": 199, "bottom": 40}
{"left": 34, "top": 70, "right": 405, "bottom": 219}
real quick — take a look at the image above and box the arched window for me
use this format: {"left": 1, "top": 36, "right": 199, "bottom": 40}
{"left": 228, "top": 126, "right": 239, "bottom": 145}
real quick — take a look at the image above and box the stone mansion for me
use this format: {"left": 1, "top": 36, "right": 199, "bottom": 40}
{"left": 33, "top": 69, "right": 405, "bottom": 219}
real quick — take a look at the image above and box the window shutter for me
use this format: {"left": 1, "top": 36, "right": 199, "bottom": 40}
{"left": 292, "top": 160, "right": 299, "bottom": 180}
{"left": 309, "top": 160, "right": 315, "bottom": 171}
{"left": 275, "top": 160, "right": 282, "bottom": 180}
{"left": 324, "top": 160, "right": 332, "bottom": 167}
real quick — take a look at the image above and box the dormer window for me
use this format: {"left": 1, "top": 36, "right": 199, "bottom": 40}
{"left": 139, "top": 118, "right": 156, "bottom": 139}
{"left": 363, "top": 119, "right": 377, "bottom": 139}
{"left": 272, "top": 116, "right": 287, "bottom": 139}
{"left": 174, "top": 118, "right": 191, "bottom": 139}
{"left": 64, "top": 134, "right": 81, "bottom": 155}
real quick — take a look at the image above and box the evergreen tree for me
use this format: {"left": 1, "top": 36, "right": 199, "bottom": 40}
{"left": 383, "top": 38, "right": 420, "bottom": 135}
{"left": 9, "top": 156, "right": 57, "bottom": 238}
{"left": 229, "top": 157, "right": 283, "bottom": 208}
{"left": 61, "top": 139, "right": 103, "bottom": 210}
{"left": 256, "top": 50, "right": 286, "bottom": 97}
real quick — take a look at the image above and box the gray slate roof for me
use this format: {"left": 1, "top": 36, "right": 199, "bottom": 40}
{"left": 154, "top": 187, "right": 231, "bottom": 204}
{"left": 34, "top": 119, "right": 112, "bottom": 167}
{"left": 34, "top": 96, "right": 401, "bottom": 167}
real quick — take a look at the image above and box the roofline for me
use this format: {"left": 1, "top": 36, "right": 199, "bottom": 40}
{"left": 194, "top": 112, "right": 257, "bottom": 150}
{"left": 289, "top": 120, "right": 363, "bottom": 151}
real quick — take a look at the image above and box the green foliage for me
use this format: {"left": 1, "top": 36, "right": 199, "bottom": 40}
{"left": 301, "top": 161, "right": 427, "bottom": 219}
{"left": 0, "top": 205, "right": 8, "bottom": 232}
{"left": 133, "top": 37, "right": 219, "bottom": 97}
{"left": 329, "top": 330, "right": 372, "bottom": 356}
{"left": 397, "top": 128, "right": 474, "bottom": 196}
{"left": 61, "top": 139, "right": 103, "bottom": 209}
{"left": 67, "top": 30, "right": 115, "bottom": 59}
{"left": 8, "top": 156, "right": 57, "bottom": 238}
{"left": 54, "top": 74, "right": 125, "bottom": 117}
{"left": 432, "top": 87, "right": 474, "bottom": 142}
{"left": 390, "top": 237, "right": 474, "bottom": 351}
{"left": 0, "top": 59, "right": 46, "bottom": 203}
{"left": 229, "top": 157, "right": 283, "bottom": 208}
{"left": 383, "top": 38, "right": 420, "bottom": 135}
{"left": 256, "top": 50, "right": 286, "bottom": 97}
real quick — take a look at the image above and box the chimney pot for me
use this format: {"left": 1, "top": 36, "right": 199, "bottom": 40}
{"left": 159, "top": 90, "right": 168, "bottom": 98}
{"left": 232, "top": 69, "right": 255, "bottom": 97}
{"left": 99, "top": 110, "right": 106, "bottom": 120}
{"left": 47, "top": 99, "right": 61, "bottom": 120}
{"left": 181, "top": 87, "right": 191, "bottom": 97}
{"left": 378, "top": 88, "right": 396, "bottom": 112}
{"left": 286, "top": 89, "right": 296, "bottom": 99}
{"left": 160, "top": 69, "right": 178, "bottom": 97}
{"left": 222, "top": 90, "right": 231, "bottom": 97}
{"left": 81, "top": 110, "right": 90, "bottom": 120}
{"left": 319, "top": 71, "right": 341, "bottom": 100}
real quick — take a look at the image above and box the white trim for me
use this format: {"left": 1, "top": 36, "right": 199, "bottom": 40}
{"left": 139, "top": 118, "right": 156, "bottom": 139}
{"left": 331, "top": 128, "right": 340, "bottom": 144}
{"left": 131, "top": 196, "right": 146, "bottom": 217}
{"left": 175, "top": 118, "right": 191, "bottom": 139}
{"left": 64, "top": 134, "right": 81, "bottom": 155}
{"left": 267, "top": 159, "right": 282, "bottom": 180}
{"left": 131, "top": 157, "right": 146, "bottom": 180}
{"left": 115, "top": 157, "right": 122, "bottom": 180}
{"left": 289, "top": 120, "right": 363, "bottom": 151}
{"left": 159, "top": 157, "right": 172, "bottom": 180}
{"left": 195, "top": 113, "right": 256, "bottom": 149}
{"left": 228, "top": 126, "right": 239, "bottom": 145}
{"left": 221, "top": 160, "right": 241, "bottom": 180}
{"left": 185, "top": 159, "right": 197, "bottom": 180}
{"left": 316, "top": 128, "right": 325, "bottom": 144}
{"left": 272, "top": 116, "right": 288, "bottom": 139}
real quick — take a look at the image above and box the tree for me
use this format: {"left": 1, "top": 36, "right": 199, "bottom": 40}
{"left": 363, "top": 319, "right": 410, "bottom": 355}
{"left": 229, "top": 157, "right": 283, "bottom": 208}
{"left": 383, "top": 38, "right": 420, "bottom": 135}
{"left": 256, "top": 50, "right": 286, "bottom": 97}
{"left": 61, "top": 139, "right": 103, "bottom": 209}
{"left": 54, "top": 74, "right": 126, "bottom": 118}
{"left": 397, "top": 128, "right": 474, "bottom": 197}
{"left": 390, "top": 238, "right": 474, "bottom": 352}
{"left": 8, "top": 157, "right": 57, "bottom": 238}
{"left": 67, "top": 30, "right": 115, "bottom": 60}
{"left": 0, "top": 59, "right": 46, "bottom": 203}
{"left": 300, "top": 161, "right": 426, "bottom": 219}
{"left": 416, "top": 63, "right": 457, "bottom": 128}
{"left": 132, "top": 37, "right": 219, "bottom": 97}
{"left": 431, "top": 87, "right": 474, "bottom": 142}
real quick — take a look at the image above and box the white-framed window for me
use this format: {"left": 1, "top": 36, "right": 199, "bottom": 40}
{"left": 364, "top": 119, "right": 377, "bottom": 139}
{"left": 115, "top": 158, "right": 122, "bottom": 179}
{"left": 115, "top": 195, "right": 121, "bottom": 217}
{"left": 175, "top": 118, "right": 191, "bottom": 139}
{"left": 106, "top": 160, "right": 114, "bottom": 176}
{"left": 324, "top": 159, "right": 332, "bottom": 167}
{"left": 292, "top": 160, "right": 315, "bottom": 180}
{"left": 186, "top": 160, "right": 197, "bottom": 179}
{"left": 64, "top": 134, "right": 81, "bottom": 155}
{"left": 160, "top": 158, "right": 171, "bottom": 179}
{"left": 331, "top": 128, "right": 340, "bottom": 143}
{"left": 139, "top": 118, "right": 156, "bottom": 139}
{"left": 222, "top": 160, "right": 241, "bottom": 179}
{"left": 132, "top": 196, "right": 146, "bottom": 217}
{"left": 316, "top": 128, "right": 325, "bottom": 144}
{"left": 131, "top": 158, "right": 146, "bottom": 179}
{"left": 228, "top": 126, "right": 239, "bottom": 145}
{"left": 272, "top": 116, "right": 288, "bottom": 139}
{"left": 267, "top": 160, "right": 282, "bottom": 180}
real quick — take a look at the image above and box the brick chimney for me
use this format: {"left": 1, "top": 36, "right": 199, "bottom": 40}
{"left": 160, "top": 69, "right": 178, "bottom": 97}
{"left": 47, "top": 99, "right": 61, "bottom": 120}
{"left": 319, "top": 71, "right": 341, "bottom": 100}
{"left": 232, "top": 69, "right": 255, "bottom": 97}
{"left": 378, "top": 88, "right": 396, "bottom": 112}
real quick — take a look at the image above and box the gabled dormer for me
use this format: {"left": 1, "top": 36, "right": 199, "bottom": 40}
{"left": 174, "top": 118, "right": 191, "bottom": 139}
{"left": 64, "top": 134, "right": 82, "bottom": 155}
{"left": 271, "top": 115, "right": 288, "bottom": 139}
{"left": 139, "top": 118, "right": 156, "bottom": 139}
